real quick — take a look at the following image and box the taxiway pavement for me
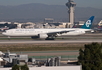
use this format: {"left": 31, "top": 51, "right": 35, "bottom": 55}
{"left": 0, "top": 39, "right": 102, "bottom": 44}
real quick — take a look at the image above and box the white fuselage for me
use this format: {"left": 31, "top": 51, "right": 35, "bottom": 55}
{"left": 2, "top": 28, "right": 91, "bottom": 37}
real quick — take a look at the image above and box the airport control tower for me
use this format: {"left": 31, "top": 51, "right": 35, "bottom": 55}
{"left": 66, "top": 0, "right": 76, "bottom": 28}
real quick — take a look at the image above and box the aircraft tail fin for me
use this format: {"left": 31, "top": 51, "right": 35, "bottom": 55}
{"left": 98, "top": 20, "right": 102, "bottom": 25}
{"left": 81, "top": 16, "right": 94, "bottom": 29}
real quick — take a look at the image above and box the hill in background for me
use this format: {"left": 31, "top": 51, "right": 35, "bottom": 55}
{"left": 0, "top": 3, "right": 101, "bottom": 23}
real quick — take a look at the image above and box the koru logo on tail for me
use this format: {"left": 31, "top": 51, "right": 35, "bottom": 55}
{"left": 86, "top": 20, "right": 91, "bottom": 27}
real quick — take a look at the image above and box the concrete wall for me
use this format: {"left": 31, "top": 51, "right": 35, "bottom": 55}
{"left": 0, "top": 66, "right": 81, "bottom": 70}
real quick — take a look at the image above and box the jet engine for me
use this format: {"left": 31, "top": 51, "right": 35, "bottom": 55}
{"left": 31, "top": 33, "right": 48, "bottom": 39}
{"left": 38, "top": 33, "right": 48, "bottom": 39}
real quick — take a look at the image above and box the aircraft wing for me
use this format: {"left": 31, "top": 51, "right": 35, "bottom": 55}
{"left": 47, "top": 30, "right": 75, "bottom": 35}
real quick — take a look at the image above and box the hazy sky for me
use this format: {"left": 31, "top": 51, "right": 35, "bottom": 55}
{"left": 0, "top": 0, "right": 102, "bottom": 9}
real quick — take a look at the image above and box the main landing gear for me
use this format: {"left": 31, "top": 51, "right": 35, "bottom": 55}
{"left": 8, "top": 36, "right": 11, "bottom": 40}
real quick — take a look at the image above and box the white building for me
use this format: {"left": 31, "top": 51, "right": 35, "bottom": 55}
{"left": 0, "top": 22, "right": 11, "bottom": 24}
{"left": 14, "top": 22, "right": 35, "bottom": 28}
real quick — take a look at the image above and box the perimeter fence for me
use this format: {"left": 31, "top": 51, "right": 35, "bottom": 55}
{"left": 29, "top": 55, "right": 78, "bottom": 61}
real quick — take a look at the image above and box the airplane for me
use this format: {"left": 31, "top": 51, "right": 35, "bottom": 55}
{"left": 2, "top": 16, "right": 94, "bottom": 40}
{"left": 92, "top": 20, "right": 102, "bottom": 32}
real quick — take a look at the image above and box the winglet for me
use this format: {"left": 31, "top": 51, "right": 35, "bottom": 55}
{"left": 81, "top": 16, "right": 94, "bottom": 29}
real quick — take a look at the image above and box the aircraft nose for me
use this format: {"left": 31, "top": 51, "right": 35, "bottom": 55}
{"left": 2, "top": 32, "right": 6, "bottom": 35}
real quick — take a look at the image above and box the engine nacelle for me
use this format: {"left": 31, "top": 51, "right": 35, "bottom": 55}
{"left": 31, "top": 34, "right": 48, "bottom": 39}
{"left": 38, "top": 33, "right": 48, "bottom": 39}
